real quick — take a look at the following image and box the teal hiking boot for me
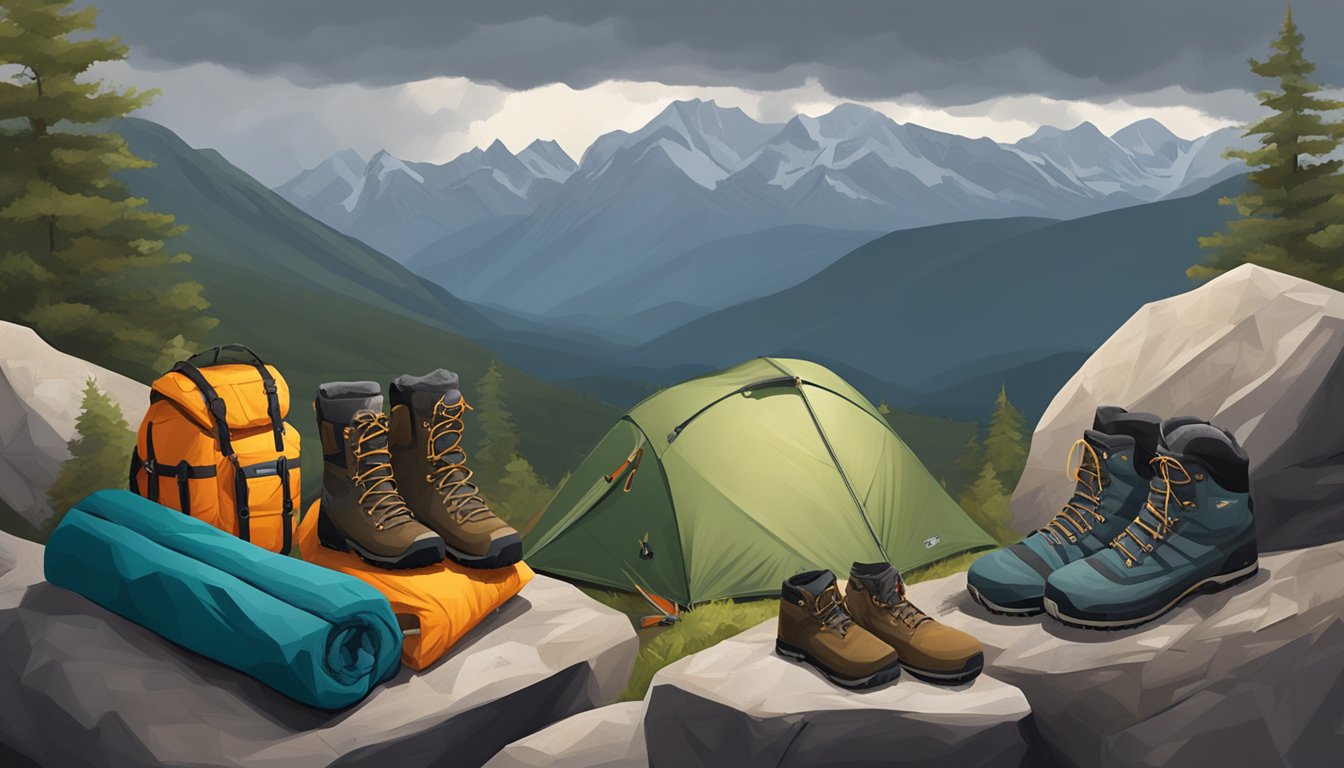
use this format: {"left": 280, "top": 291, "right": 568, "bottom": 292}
{"left": 1043, "top": 418, "right": 1257, "bottom": 630}
{"left": 966, "top": 406, "right": 1159, "bottom": 615}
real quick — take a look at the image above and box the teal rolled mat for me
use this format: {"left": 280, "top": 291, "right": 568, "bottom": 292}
{"left": 44, "top": 490, "right": 402, "bottom": 710}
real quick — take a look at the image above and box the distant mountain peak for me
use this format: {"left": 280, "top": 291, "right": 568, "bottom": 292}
{"left": 327, "top": 148, "right": 365, "bottom": 172}
{"left": 367, "top": 149, "right": 422, "bottom": 182}
{"left": 1113, "top": 117, "right": 1178, "bottom": 140}
{"left": 1111, "top": 118, "right": 1183, "bottom": 158}
{"left": 518, "top": 139, "right": 577, "bottom": 180}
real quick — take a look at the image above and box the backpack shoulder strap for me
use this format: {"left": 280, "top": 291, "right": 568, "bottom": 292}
{"left": 171, "top": 360, "right": 234, "bottom": 457}
{"left": 249, "top": 360, "right": 285, "bottom": 452}
{"left": 189, "top": 345, "right": 285, "bottom": 451}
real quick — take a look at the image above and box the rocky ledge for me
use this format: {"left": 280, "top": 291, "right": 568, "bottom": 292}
{"left": 484, "top": 701, "right": 648, "bottom": 768}
{"left": 911, "top": 539, "right": 1344, "bottom": 768}
{"left": 1013, "top": 264, "right": 1344, "bottom": 551}
{"left": 0, "top": 530, "right": 638, "bottom": 768}
{"left": 0, "top": 321, "right": 147, "bottom": 529}
{"left": 641, "top": 620, "right": 1036, "bottom": 767}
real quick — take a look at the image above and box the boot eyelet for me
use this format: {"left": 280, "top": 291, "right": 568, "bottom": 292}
{"left": 797, "top": 600, "right": 805, "bottom": 606}
{"left": 1195, "top": 474, "right": 1205, "bottom": 481}
{"left": 376, "top": 524, "right": 384, "bottom": 530}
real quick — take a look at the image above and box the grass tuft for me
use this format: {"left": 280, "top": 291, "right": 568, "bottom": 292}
{"left": 591, "top": 548, "right": 994, "bottom": 701}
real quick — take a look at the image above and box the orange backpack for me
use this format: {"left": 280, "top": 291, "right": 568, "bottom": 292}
{"left": 129, "top": 344, "right": 301, "bottom": 553}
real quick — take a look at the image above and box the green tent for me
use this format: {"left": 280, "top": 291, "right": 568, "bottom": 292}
{"left": 525, "top": 358, "right": 995, "bottom": 604}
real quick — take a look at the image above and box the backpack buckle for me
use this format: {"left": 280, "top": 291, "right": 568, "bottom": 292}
{"left": 143, "top": 458, "right": 157, "bottom": 476}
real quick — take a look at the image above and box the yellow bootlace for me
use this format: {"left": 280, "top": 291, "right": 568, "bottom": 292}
{"left": 1111, "top": 455, "right": 1193, "bottom": 566}
{"left": 426, "top": 398, "right": 492, "bottom": 523}
{"left": 1039, "top": 439, "right": 1107, "bottom": 546}
{"left": 347, "top": 412, "right": 416, "bottom": 530}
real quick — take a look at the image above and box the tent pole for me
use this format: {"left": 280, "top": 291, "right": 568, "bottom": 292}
{"left": 794, "top": 383, "right": 892, "bottom": 564}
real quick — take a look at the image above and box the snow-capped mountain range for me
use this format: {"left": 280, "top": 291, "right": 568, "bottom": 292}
{"left": 276, "top": 99, "right": 1246, "bottom": 324}
{"left": 276, "top": 139, "right": 577, "bottom": 260}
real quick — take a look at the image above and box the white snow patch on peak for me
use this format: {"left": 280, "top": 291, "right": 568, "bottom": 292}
{"left": 491, "top": 167, "right": 528, "bottom": 197}
{"left": 370, "top": 151, "right": 424, "bottom": 184}
{"left": 647, "top": 137, "right": 727, "bottom": 189}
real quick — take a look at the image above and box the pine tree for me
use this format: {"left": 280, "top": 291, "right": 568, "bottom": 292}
{"left": 1192, "top": 6, "right": 1344, "bottom": 286}
{"left": 473, "top": 360, "right": 520, "bottom": 487}
{"left": 957, "top": 462, "right": 1017, "bottom": 544}
{"left": 0, "top": 0, "right": 215, "bottom": 378}
{"left": 984, "top": 385, "right": 1028, "bottom": 491}
{"left": 495, "top": 455, "right": 552, "bottom": 531}
{"left": 45, "top": 378, "right": 135, "bottom": 537}
{"left": 949, "top": 430, "right": 984, "bottom": 496}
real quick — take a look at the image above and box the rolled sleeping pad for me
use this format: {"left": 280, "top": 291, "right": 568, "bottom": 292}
{"left": 44, "top": 490, "right": 402, "bottom": 710}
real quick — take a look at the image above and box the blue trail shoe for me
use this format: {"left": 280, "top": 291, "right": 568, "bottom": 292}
{"left": 966, "top": 406, "right": 1159, "bottom": 615}
{"left": 1043, "top": 418, "right": 1257, "bottom": 630}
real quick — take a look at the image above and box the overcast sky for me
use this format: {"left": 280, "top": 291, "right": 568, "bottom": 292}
{"left": 86, "top": 1, "right": 1344, "bottom": 186}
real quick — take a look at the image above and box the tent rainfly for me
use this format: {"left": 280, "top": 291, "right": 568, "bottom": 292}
{"left": 524, "top": 357, "right": 996, "bottom": 604}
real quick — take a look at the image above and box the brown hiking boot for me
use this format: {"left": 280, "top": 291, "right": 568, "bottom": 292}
{"left": 775, "top": 569, "right": 902, "bottom": 689}
{"left": 315, "top": 381, "right": 445, "bottom": 570}
{"left": 845, "top": 562, "right": 984, "bottom": 685}
{"left": 388, "top": 370, "right": 523, "bottom": 570}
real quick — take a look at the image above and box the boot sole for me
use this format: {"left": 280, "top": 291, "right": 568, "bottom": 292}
{"left": 442, "top": 532, "right": 524, "bottom": 570}
{"left": 774, "top": 639, "right": 901, "bottom": 689}
{"left": 318, "top": 507, "right": 446, "bottom": 570}
{"left": 966, "top": 584, "right": 1044, "bottom": 617}
{"left": 901, "top": 652, "right": 985, "bottom": 686}
{"left": 1043, "top": 560, "right": 1259, "bottom": 631}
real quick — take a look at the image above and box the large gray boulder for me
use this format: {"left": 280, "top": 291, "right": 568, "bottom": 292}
{"left": 485, "top": 702, "right": 647, "bottom": 768}
{"left": 0, "top": 530, "right": 638, "bottom": 768}
{"left": 642, "top": 619, "right": 1036, "bottom": 767}
{"left": 908, "top": 541, "right": 1344, "bottom": 768}
{"left": 1012, "top": 264, "right": 1344, "bottom": 551}
{"left": 0, "top": 322, "right": 146, "bottom": 529}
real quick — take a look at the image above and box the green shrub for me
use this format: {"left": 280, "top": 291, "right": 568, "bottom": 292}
{"left": 618, "top": 599, "right": 777, "bottom": 701}
{"left": 606, "top": 548, "right": 991, "bottom": 701}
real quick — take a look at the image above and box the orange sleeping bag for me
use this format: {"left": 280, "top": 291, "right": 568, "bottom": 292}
{"left": 297, "top": 501, "right": 534, "bottom": 669}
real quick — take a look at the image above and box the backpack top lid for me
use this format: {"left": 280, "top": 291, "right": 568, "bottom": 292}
{"left": 152, "top": 362, "right": 291, "bottom": 433}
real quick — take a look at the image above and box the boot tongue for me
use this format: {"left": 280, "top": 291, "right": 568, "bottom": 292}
{"left": 1080, "top": 429, "right": 1124, "bottom": 486}
{"left": 852, "top": 562, "right": 902, "bottom": 604}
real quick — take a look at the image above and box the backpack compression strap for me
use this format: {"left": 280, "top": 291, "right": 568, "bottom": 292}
{"left": 171, "top": 360, "right": 251, "bottom": 542}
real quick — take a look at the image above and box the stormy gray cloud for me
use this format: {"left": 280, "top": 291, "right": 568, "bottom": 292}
{"left": 92, "top": 1, "right": 1344, "bottom": 107}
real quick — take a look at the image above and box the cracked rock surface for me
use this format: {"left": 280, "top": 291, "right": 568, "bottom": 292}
{"left": 0, "top": 322, "right": 147, "bottom": 529}
{"left": 485, "top": 701, "right": 647, "bottom": 768}
{"left": 0, "top": 530, "right": 638, "bottom": 768}
{"left": 908, "top": 541, "right": 1344, "bottom": 768}
{"left": 642, "top": 619, "right": 1036, "bottom": 767}
{"left": 1013, "top": 264, "right": 1344, "bottom": 552}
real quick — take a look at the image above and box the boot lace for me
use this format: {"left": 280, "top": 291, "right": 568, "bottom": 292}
{"left": 870, "top": 580, "right": 932, "bottom": 630}
{"left": 348, "top": 412, "right": 417, "bottom": 530}
{"left": 1111, "top": 455, "right": 1193, "bottom": 567}
{"left": 814, "top": 584, "right": 853, "bottom": 636}
{"left": 1039, "top": 439, "right": 1108, "bottom": 546}
{"left": 426, "top": 398, "right": 492, "bottom": 523}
